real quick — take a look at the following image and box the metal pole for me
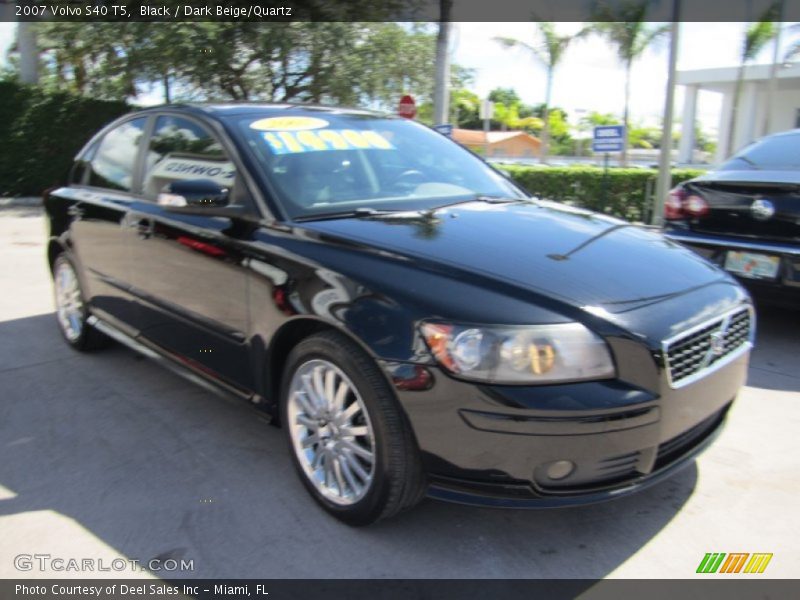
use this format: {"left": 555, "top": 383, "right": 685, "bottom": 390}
{"left": 652, "top": 4, "right": 681, "bottom": 227}
{"left": 483, "top": 116, "right": 490, "bottom": 157}
{"left": 602, "top": 152, "right": 609, "bottom": 207}
{"left": 433, "top": 1, "right": 453, "bottom": 127}
{"left": 764, "top": 0, "right": 784, "bottom": 136}
{"left": 17, "top": 22, "right": 39, "bottom": 85}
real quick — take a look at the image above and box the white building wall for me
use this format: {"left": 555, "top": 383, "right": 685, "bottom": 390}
{"left": 733, "top": 82, "right": 759, "bottom": 152}
{"left": 679, "top": 64, "right": 800, "bottom": 165}
{"left": 715, "top": 89, "right": 734, "bottom": 164}
{"left": 769, "top": 88, "right": 800, "bottom": 133}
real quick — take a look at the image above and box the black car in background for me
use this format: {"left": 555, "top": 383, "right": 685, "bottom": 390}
{"left": 664, "top": 129, "right": 800, "bottom": 307}
{"left": 46, "top": 105, "right": 753, "bottom": 525}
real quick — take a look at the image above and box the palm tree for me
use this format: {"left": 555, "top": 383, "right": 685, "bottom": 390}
{"left": 727, "top": 6, "right": 780, "bottom": 156}
{"left": 590, "top": 1, "right": 669, "bottom": 166}
{"left": 495, "top": 23, "right": 589, "bottom": 163}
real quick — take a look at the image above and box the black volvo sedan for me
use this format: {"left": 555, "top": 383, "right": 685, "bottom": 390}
{"left": 45, "top": 104, "right": 753, "bottom": 525}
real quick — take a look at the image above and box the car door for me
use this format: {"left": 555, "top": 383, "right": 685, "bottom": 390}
{"left": 61, "top": 116, "right": 149, "bottom": 331}
{"left": 126, "top": 113, "right": 256, "bottom": 390}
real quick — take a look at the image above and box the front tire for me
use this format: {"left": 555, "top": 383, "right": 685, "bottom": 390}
{"left": 280, "top": 331, "right": 425, "bottom": 525}
{"left": 52, "top": 254, "right": 110, "bottom": 351}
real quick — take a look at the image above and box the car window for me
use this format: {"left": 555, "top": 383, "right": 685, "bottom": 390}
{"left": 232, "top": 113, "right": 525, "bottom": 219}
{"left": 143, "top": 115, "right": 237, "bottom": 197}
{"left": 721, "top": 133, "right": 800, "bottom": 170}
{"left": 88, "top": 118, "right": 147, "bottom": 192}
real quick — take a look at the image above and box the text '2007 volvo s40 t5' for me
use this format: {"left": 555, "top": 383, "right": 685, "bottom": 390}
{"left": 46, "top": 105, "right": 754, "bottom": 525}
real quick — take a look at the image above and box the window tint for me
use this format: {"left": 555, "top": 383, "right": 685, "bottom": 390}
{"left": 721, "top": 133, "right": 800, "bottom": 170}
{"left": 143, "top": 116, "right": 236, "bottom": 197}
{"left": 89, "top": 118, "right": 147, "bottom": 191}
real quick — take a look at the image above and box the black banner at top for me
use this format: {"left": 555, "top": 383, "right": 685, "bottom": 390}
{"left": 3, "top": 0, "right": 800, "bottom": 22}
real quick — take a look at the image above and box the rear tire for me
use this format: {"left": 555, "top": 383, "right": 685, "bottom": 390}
{"left": 280, "top": 331, "right": 426, "bottom": 525}
{"left": 52, "top": 254, "right": 110, "bottom": 351}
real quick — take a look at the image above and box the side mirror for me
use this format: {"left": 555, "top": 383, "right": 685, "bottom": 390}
{"left": 158, "top": 179, "right": 230, "bottom": 209}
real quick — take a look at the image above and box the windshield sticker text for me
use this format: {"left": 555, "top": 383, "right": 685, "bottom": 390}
{"left": 261, "top": 130, "right": 394, "bottom": 155}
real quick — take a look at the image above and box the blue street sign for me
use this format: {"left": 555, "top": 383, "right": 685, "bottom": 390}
{"left": 592, "top": 125, "right": 625, "bottom": 153}
{"left": 433, "top": 124, "right": 453, "bottom": 138}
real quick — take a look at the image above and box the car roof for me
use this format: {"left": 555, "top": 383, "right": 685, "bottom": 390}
{"left": 760, "top": 128, "right": 800, "bottom": 139}
{"left": 133, "top": 102, "right": 393, "bottom": 120}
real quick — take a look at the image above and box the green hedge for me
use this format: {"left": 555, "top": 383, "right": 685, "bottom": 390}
{"left": 500, "top": 164, "right": 707, "bottom": 223}
{"left": 0, "top": 81, "right": 130, "bottom": 197}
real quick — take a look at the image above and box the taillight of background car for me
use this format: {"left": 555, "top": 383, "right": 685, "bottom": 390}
{"left": 665, "top": 186, "right": 709, "bottom": 220}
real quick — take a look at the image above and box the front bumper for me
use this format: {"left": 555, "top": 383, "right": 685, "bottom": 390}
{"left": 427, "top": 409, "right": 726, "bottom": 508}
{"left": 382, "top": 289, "right": 751, "bottom": 508}
{"left": 388, "top": 359, "right": 745, "bottom": 508}
{"left": 664, "top": 229, "right": 800, "bottom": 306}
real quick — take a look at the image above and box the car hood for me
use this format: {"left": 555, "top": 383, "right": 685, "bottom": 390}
{"left": 300, "top": 201, "right": 728, "bottom": 312}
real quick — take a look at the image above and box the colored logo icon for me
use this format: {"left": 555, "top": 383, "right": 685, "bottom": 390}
{"left": 696, "top": 552, "right": 773, "bottom": 574}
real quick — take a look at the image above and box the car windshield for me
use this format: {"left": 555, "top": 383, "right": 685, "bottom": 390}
{"left": 230, "top": 112, "right": 527, "bottom": 219}
{"left": 720, "top": 132, "right": 800, "bottom": 171}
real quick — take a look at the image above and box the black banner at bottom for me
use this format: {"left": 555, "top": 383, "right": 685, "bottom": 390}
{"left": 2, "top": 579, "right": 799, "bottom": 600}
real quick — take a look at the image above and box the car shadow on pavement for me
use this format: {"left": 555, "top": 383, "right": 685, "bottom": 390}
{"left": 746, "top": 302, "right": 800, "bottom": 393}
{"left": 0, "top": 312, "right": 698, "bottom": 580}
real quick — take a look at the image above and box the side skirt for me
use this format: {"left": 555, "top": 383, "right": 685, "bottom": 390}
{"left": 86, "top": 315, "right": 271, "bottom": 421}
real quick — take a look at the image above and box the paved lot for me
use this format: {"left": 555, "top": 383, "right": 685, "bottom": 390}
{"left": 0, "top": 207, "right": 798, "bottom": 579}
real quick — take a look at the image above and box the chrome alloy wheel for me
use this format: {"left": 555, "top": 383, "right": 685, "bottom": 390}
{"left": 287, "top": 359, "right": 376, "bottom": 505}
{"left": 54, "top": 260, "right": 84, "bottom": 342}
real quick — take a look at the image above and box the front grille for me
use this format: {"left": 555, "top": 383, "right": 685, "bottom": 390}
{"left": 663, "top": 307, "right": 753, "bottom": 387}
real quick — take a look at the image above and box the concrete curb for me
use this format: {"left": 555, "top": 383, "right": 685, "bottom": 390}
{"left": 0, "top": 197, "right": 42, "bottom": 208}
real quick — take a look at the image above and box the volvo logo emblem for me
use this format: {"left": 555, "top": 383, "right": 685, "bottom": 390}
{"left": 709, "top": 331, "right": 726, "bottom": 356}
{"left": 751, "top": 198, "right": 775, "bottom": 221}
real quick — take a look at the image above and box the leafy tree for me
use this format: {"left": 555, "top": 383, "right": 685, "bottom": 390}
{"left": 449, "top": 88, "right": 482, "bottom": 128}
{"left": 25, "top": 23, "right": 440, "bottom": 110}
{"left": 580, "top": 110, "right": 620, "bottom": 128}
{"left": 695, "top": 125, "right": 717, "bottom": 155}
{"left": 488, "top": 87, "right": 522, "bottom": 108}
{"left": 334, "top": 23, "right": 437, "bottom": 109}
{"left": 590, "top": 1, "right": 669, "bottom": 165}
{"left": 495, "top": 22, "right": 589, "bottom": 163}
{"left": 417, "top": 67, "right": 478, "bottom": 126}
{"left": 492, "top": 102, "right": 518, "bottom": 131}
{"left": 628, "top": 124, "right": 662, "bottom": 149}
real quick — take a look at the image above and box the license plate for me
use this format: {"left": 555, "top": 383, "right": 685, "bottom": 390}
{"left": 724, "top": 251, "right": 780, "bottom": 280}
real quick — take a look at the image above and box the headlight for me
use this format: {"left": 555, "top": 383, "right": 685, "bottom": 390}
{"left": 420, "top": 322, "right": 615, "bottom": 384}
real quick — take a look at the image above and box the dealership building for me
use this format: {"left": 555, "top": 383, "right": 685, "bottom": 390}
{"left": 677, "top": 62, "right": 800, "bottom": 164}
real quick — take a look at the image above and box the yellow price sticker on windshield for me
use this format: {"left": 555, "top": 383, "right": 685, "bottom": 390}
{"left": 249, "top": 116, "right": 329, "bottom": 131}
{"left": 262, "top": 129, "right": 394, "bottom": 154}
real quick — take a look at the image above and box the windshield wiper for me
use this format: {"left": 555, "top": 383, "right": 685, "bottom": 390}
{"left": 426, "top": 195, "right": 528, "bottom": 213}
{"left": 296, "top": 196, "right": 527, "bottom": 222}
{"left": 294, "top": 208, "right": 403, "bottom": 222}
{"left": 474, "top": 195, "right": 527, "bottom": 203}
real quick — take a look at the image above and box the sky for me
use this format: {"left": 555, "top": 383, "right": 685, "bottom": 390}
{"left": 0, "top": 21, "right": 794, "bottom": 135}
